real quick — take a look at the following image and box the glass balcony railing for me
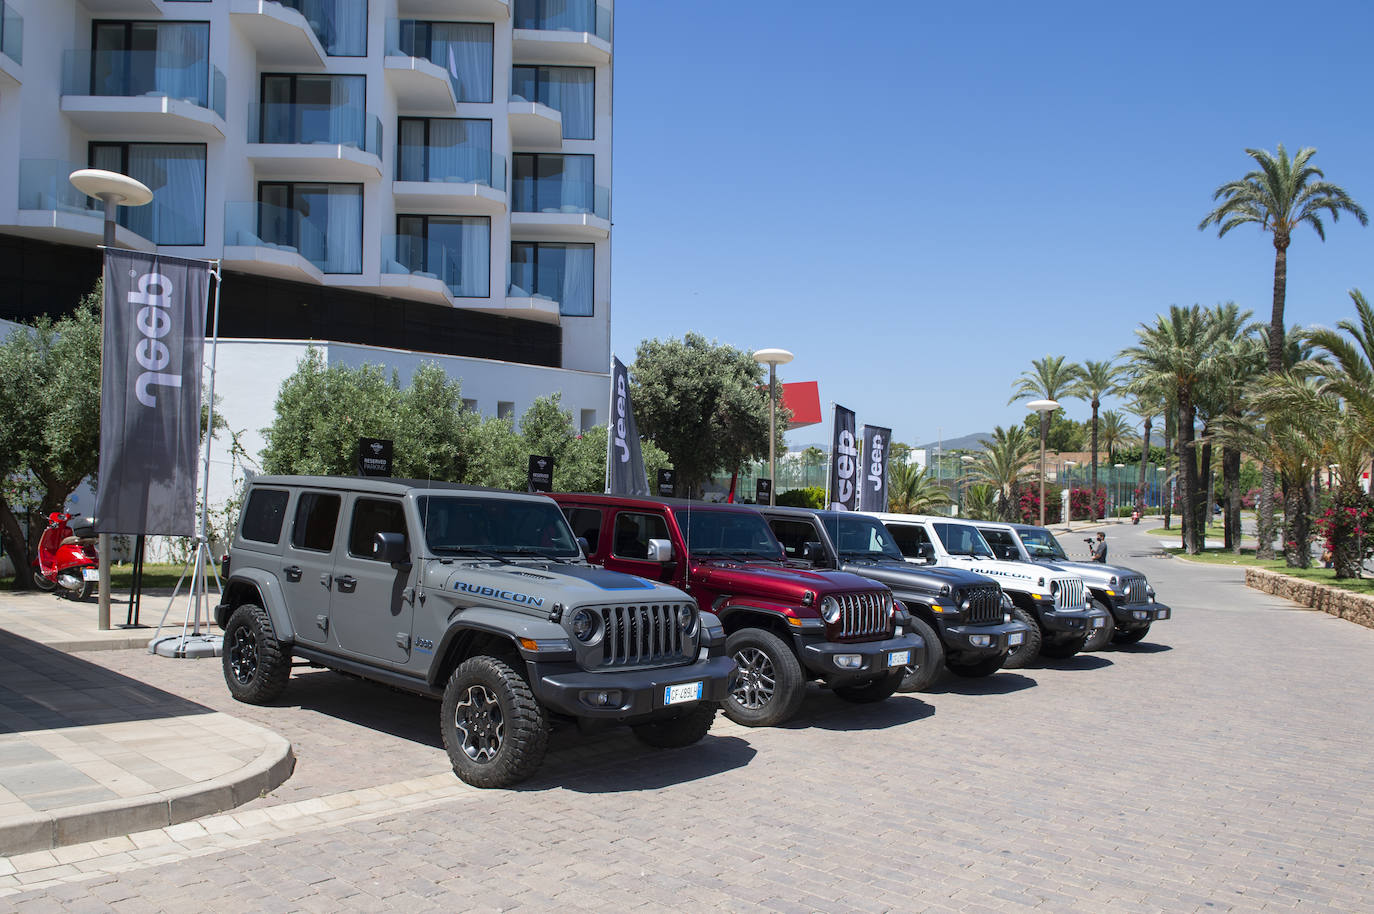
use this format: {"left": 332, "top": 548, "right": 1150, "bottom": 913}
{"left": 17, "top": 159, "right": 95, "bottom": 215}
{"left": 247, "top": 103, "right": 382, "bottom": 156}
{"left": 395, "top": 145, "right": 505, "bottom": 190}
{"left": 513, "top": 0, "right": 610, "bottom": 41}
{"left": 276, "top": 0, "right": 367, "bottom": 57}
{"left": 225, "top": 201, "right": 361, "bottom": 274}
{"left": 2, "top": 1, "right": 23, "bottom": 65}
{"left": 511, "top": 177, "right": 607, "bottom": 218}
{"left": 384, "top": 19, "right": 494, "bottom": 103}
{"left": 61, "top": 50, "right": 226, "bottom": 119}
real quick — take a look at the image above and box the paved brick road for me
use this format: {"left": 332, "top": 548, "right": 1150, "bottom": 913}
{"left": 4, "top": 525, "right": 1373, "bottom": 912}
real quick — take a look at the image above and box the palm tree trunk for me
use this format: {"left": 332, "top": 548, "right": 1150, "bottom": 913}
{"left": 1203, "top": 438, "right": 1215, "bottom": 532}
{"left": 1136, "top": 416, "right": 1151, "bottom": 513}
{"left": 1196, "top": 439, "right": 1212, "bottom": 551}
{"left": 1162, "top": 412, "right": 1174, "bottom": 530}
{"left": 1177, "top": 393, "right": 1200, "bottom": 554}
{"left": 1090, "top": 401, "right": 1100, "bottom": 519}
{"left": 1257, "top": 237, "right": 1289, "bottom": 560}
{"left": 1223, "top": 446, "right": 1241, "bottom": 552}
{"left": 1281, "top": 471, "right": 1311, "bottom": 568}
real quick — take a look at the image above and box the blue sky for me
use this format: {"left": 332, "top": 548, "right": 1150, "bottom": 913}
{"left": 608, "top": 0, "right": 1374, "bottom": 449}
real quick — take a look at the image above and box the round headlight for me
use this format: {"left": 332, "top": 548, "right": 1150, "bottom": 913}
{"left": 820, "top": 596, "right": 841, "bottom": 624}
{"left": 1109, "top": 575, "right": 1118, "bottom": 588}
{"left": 1050, "top": 580, "right": 1060, "bottom": 595}
{"left": 571, "top": 608, "right": 599, "bottom": 643}
{"left": 677, "top": 605, "right": 698, "bottom": 637}
{"left": 1000, "top": 592, "right": 1013, "bottom": 610}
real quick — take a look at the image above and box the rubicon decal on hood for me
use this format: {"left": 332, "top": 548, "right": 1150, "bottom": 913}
{"left": 453, "top": 581, "right": 545, "bottom": 607}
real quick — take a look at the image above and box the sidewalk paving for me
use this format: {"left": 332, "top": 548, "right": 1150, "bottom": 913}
{"left": 0, "top": 591, "right": 293, "bottom": 858}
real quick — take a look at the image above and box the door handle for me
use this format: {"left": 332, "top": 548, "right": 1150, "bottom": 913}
{"left": 284, "top": 565, "right": 302, "bottom": 583}
{"left": 336, "top": 575, "right": 357, "bottom": 593}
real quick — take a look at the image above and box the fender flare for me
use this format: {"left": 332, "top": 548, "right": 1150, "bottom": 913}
{"left": 429, "top": 607, "right": 571, "bottom": 687}
{"left": 221, "top": 570, "right": 295, "bottom": 642}
{"left": 711, "top": 595, "right": 812, "bottom": 633}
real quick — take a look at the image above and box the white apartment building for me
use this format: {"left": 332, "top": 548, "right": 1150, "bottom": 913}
{"left": 0, "top": 0, "right": 614, "bottom": 502}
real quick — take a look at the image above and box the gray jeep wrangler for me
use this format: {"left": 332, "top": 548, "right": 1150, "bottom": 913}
{"left": 215, "top": 476, "right": 735, "bottom": 788}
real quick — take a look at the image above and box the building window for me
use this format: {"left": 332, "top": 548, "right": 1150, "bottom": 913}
{"left": 579, "top": 409, "right": 596, "bottom": 433}
{"left": 510, "top": 66, "right": 593, "bottom": 140}
{"left": 89, "top": 143, "right": 206, "bottom": 245}
{"left": 393, "top": 215, "right": 490, "bottom": 298}
{"left": 497, "top": 401, "right": 515, "bottom": 420}
{"left": 514, "top": 0, "right": 608, "bottom": 38}
{"left": 510, "top": 242, "right": 593, "bottom": 316}
{"left": 89, "top": 21, "right": 210, "bottom": 106}
{"left": 280, "top": 0, "right": 367, "bottom": 57}
{"left": 512, "top": 153, "right": 595, "bottom": 214}
{"left": 397, "top": 118, "right": 494, "bottom": 185}
{"left": 394, "top": 21, "right": 491, "bottom": 103}
{"left": 258, "top": 182, "right": 363, "bottom": 274}
{"left": 258, "top": 74, "right": 367, "bottom": 147}
{"left": 462, "top": 398, "right": 478, "bottom": 412}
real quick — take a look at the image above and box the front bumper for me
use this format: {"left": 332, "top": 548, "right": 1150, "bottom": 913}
{"left": 528, "top": 655, "right": 736, "bottom": 721}
{"left": 1111, "top": 600, "right": 1173, "bottom": 628}
{"left": 798, "top": 631, "right": 925, "bottom": 684}
{"left": 1032, "top": 599, "right": 1099, "bottom": 634}
{"left": 941, "top": 618, "right": 1031, "bottom": 655}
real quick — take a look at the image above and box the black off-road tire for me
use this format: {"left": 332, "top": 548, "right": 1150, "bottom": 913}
{"left": 1083, "top": 612, "right": 1114, "bottom": 651}
{"left": 833, "top": 671, "right": 903, "bottom": 704}
{"left": 896, "top": 616, "right": 943, "bottom": 693}
{"left": 945, "top": 652, "right": 1007, "bottom": 678}
{"left": 1000, "top": 607, "right": 1042, "bottom": 669}
{"left": 1112, "top": 624, "right": 1151, "bottom": 645}
{"left": 441, "top": 655, "right": 549, "bottom": 788}
{"left": 723, "top": 628, "right": 806, "bottom": 727}
{"left": 632, "top": 703, "right": 717, "bottom": 748}
{"left": 1039, "top": 633, "right": 1088, "bottom": 659}
{"left": 221, "top": 603, "right": 291, "bottom": 704}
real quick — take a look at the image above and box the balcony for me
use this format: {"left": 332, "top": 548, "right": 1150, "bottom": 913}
{"left": 60, "top": 50, "right": 226, "bottom": 140}
{"left": 396, "top": 0, "right": 507, "bottom": 19}
{"left": 512, "top": 0, "right": 610, "bottom": 65}
{"left": 224, "top": 200, "right": 370, "bottom": 283}
{"left": 246, "top": 103, "right": 383, "bottom": 180}
{"left": 78, "top": 0, "right": 164, "bottom": 14}
{"left": 229, "top": 0, "right": 326, "bottom": 68}
{"left": 0, "top": 1, "right": 22, "bottom": 86}
{"left": 507, "top": 97, "right": 562, "bottom": 149}
{"left": 8, "top": 160, "right": 155, "bottom": 253}
{"left": 511, "top": 177, "right": 608, "bottom": 240}
{"left": 383, "top": 55, "right": 456, "bottom": 114}
{"left": 494, "top": 287, "right": 561, "bottom": 323}
{"left": 393, "top": 148, "right": 506, "bottom": 214}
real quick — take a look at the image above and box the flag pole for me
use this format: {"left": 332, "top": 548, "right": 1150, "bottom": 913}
{"left": 604, "top": 354, "right": 614, "bottom": 494}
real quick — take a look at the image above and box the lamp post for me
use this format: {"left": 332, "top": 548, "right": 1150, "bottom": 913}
{"left": 68, "top": 168, "right": 153, "bottom": 633}
{"left": 1064, "top": 460, "right": 1077, "bottom": 529}
{"left": 959, "top": 454, "right": 974, "bottom": 515}
{"left": 753, "top": 348, "right": 793, "bottom": 506}
{"left": 1114, "top": 462, "right": 1126, "bottom": 517}
{"left": 1026, "top": 399, "right": 1059, "bottom": 526}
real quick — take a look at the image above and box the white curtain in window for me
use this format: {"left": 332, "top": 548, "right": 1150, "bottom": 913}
{"left": 546, "top": 68, "right": 593, "bottom": 139}
{"left": 127, "top": 145, "right": 206, "bottom": 245}
{"left": 329, "top": 0, "right": 367, "bottom": 56}
{"left": 154, "top": 23, "right": 209, "bottom": 105}
{"left": 456, "top": 218, "right": 489, "bottom": 297}
{"left": 324, "top": 186, "right": 362, "bottom": 273}
{"left": 327, "top": 76, "right": 365, "bottom": 148}
{"left": 439, "top": 24, "right": 492, "bottom": 103}
{"left": 559, "top": 155, "right": 594, "bottom": 212}
{"left": 560, "top": 244, "right": 593, "bottom": 316}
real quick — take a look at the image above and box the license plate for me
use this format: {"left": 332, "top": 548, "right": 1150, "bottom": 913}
{"left": 1009, "top": 632, "right": 1024, "bottom": 646}
{"left": 664, "top": 682, "right": 703, "bottom": 705}
{"left": 888, "top": 650, "right": 910, "bottom": 667}
{"left": 82, "top": 568, "right": 100, "bottom": 582}
{"left": 1156, "top": 608, "right": 1170, "bottom": 620}
{"left": 1092, "top": 617, "right": 1106, "bottom": 628}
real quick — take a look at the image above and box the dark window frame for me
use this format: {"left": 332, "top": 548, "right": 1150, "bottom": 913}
{"left": 511, "top": 64, "right": 595, "bottom": 140}
{"left": 87, "top": 141, "right": 208, "bottom": 246}
{"left": 396, "top": 20, "right": 492, "bottom": 103}
{"left": 396, "top": 116, "right": 493, "bottom": 182}
{"left": 89, "top": 19, "right": 211, "bottom": 100}
{"left": 346, "top": 497, "right": 409, "bottom": 560}
{"left": 611, "top": 511, "right": 670, "bottom": 561}
{"left": 394, "top": 213, "right": 492, "bottom": 298}
{"left": 290, "top": 492, "right": 342, "bottom": 553}
{"left": 256, "top": 181, "right": 365, "bottom": 274}
{"left": 512, "top": 152, "right": 595, "bottom": 214}
{"left": 509, "top": 240, "right": 595, "bottom": 317}
{"left": 240, "top": 489, "right": 290, "bottom": 544}
{"left": 258, "top": 72, "right": 368, "bottom": 145}
{"left": 562, "top": 506, "right": 603, "bottom": 554}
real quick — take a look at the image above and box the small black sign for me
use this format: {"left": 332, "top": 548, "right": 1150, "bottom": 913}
{"left": 528, "top": 454, "right": 554, "bottom": 492}
{"left": 657, "top": 468, "right": 676, "bottom": 497}
{"left": 357, "top": 438, "right": 393, "bottom": 477}
{"left": 755, "top": 478, "right": 772, "bottom": 504}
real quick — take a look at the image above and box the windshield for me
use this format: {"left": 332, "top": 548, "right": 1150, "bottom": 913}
{"left": 825, "top": 515, "right": 906, "bottom": 562}
{"left": 673, "top": 508, "right": 784, "bottom": 561}
{"left": 1019, "top": 526, "right": 1069, "bottom": 561}
{"left": 933, "top": 522, "right": 995, "bottom": 558}
{"left": 417, "top": 496, "right": 580, "bottom": 558}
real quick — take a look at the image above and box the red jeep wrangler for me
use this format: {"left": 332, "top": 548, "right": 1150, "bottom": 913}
{"left": 551, "top": 494, "right": 924, "bottom": 727}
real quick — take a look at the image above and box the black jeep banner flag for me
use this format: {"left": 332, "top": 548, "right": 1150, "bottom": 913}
{"left": 859, "top": 425, "right": 892, "bottom": 512}
{"left": 95, "top": 250, "right": 209, "bottom": 535}
{"left": 606, "top": 356, "right": 650, "bottom": 496}
{"left": 828, "top": 404, "right": 858, "bottom": 511}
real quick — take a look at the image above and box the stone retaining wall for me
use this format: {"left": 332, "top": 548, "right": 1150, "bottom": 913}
{"left": 1246, "top": 567, "right": 1374, "bottom": 630}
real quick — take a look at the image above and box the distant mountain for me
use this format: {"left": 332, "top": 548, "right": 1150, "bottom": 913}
{"left": 914, "top": 432, "right": 993, "bottom": 453}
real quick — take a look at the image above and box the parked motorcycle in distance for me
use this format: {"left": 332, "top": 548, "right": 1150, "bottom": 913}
{"left": 32, "top": 512, "right": 100, "bottom": 600}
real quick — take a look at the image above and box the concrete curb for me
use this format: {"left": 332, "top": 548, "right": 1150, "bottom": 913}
{"left": 37, "top": 634, "right": 156, "bottom": 653}
{"left": 1245, "top": 567, "right": 1374, "bottom": 631}
{"left": 0, "top": 731, "right": 295, "bottom": 857}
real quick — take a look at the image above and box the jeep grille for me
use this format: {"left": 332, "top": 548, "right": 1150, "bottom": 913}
{"left": 836, "top": 591, "right": 890, "bottom": 640}
{"left": 593, "top": 604, "right": 693, "bottom": 668}
{"left": 1053, "top": 578, "right": 1085, "bottom": 611}
{"left": 962, "top": 584, "right": 1003, "bottom": 624}
{"left": 1119, "top": 575, "right": 1149, "bottom": 604}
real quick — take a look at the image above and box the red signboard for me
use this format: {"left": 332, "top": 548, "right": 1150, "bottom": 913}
{"left": 780, "top": 381, "right": 822, "bottom": 428}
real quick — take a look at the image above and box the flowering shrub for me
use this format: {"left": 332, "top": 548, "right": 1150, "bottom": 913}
{"left": 1019, "top": 487, "right": 1105, "bottom": 523}
{"left": 1315, "top": 490, "right": 1374, "bottom": 578}
{"left": 1241, "top": 488, "right": 1260, "bottom": 510}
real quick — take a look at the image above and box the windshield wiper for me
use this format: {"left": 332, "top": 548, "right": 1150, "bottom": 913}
{"left": 839, "top": 551, "right": 883, "bottom": 563}
{"left": 499, "top": 546, "right": 574, "bottom": 564}
{"left": 438, "top": 545, "right": 511, "bottom": 565}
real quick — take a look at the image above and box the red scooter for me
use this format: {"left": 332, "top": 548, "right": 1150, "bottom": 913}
{"left": 32, "top": 512, "right": 100, "bottom": 600}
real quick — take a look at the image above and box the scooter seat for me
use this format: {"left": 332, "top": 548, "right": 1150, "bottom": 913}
{"left": 60, "top": 535, "right": 79, "bottom": 546}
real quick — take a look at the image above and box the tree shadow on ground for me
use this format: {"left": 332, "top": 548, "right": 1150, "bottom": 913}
{"left": 929, "top": 671, "right": 1037, "bottom": 696}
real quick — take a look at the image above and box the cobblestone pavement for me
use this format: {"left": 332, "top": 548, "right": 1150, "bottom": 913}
{"left": 5, "top": 524, "right": 1373, "bottom": 912}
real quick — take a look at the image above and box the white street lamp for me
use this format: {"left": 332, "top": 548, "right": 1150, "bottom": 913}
{"left": 69, "top": 168, "right": 152, "bottom": 632}
{"left": 753, "top": 348, "right": 793, "bottom": 506}
{"left": 1026, "top": 399, "right": 1059, "bottom": 526}
{"left": 1064, "top": 460, "right": 1077, "bottom": 530}
{"left": 1114, "top": 462, "right": 1126, "bottom": 517}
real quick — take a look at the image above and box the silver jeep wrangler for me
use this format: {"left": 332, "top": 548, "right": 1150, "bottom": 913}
{"left": 216, "top": 476, "right": 735, "bottom": 788}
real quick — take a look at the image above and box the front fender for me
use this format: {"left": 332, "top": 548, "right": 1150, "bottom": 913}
{"left": 220, "top": 570, "right": 295, "bottom": 642}
{"left": 714, "top": 595, "right": 819, "bottom": 631}
{"left": 429, "top": 607, "right": 573, "bottom": 686}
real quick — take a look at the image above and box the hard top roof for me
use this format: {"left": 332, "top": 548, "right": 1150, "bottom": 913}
{"left": 248, "top": 475, "right": 552, "bottom": 501}
{"left": 550, "top": 493, "right": 762, "bottom": 511}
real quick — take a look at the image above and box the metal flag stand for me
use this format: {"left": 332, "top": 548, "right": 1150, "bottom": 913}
{"left": 149, "top": 261, "right": 225, "bottom": 659}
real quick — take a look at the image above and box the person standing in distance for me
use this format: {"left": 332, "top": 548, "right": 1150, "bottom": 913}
{"left": 1090, "top": 531, "right": 1108, "bottom": 563}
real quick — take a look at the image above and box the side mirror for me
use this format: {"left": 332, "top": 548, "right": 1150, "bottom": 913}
{"left": 372, "top": 531, "right": 410, "bottom": 566}
{"left": 576, "top": 535, "right": 591, "bottom": 555}
{"left": 802, "top": 541, "right": 826, "bottom": 563}
{"left": 646, "top": 538, "right": 673, "bottom": 563}
{"left": 917, "top": 542, "right": 936, "bottom": 563}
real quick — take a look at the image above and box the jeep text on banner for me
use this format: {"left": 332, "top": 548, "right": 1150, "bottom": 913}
{"left": 95, "top": 249, "right": 209, "bottom": 535}
{"left": 859, "top": 425, "right": 892, "bottom": 512}
{"left": 828, "top": 404, "right": 858, "bottom": 511}
{"left": 606, "top": 355, "right": 650, "bottom": 496}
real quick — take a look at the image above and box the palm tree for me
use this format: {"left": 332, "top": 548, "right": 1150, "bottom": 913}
{"left": 1199, "top": 144, "right": 1368, "bottom": 558}
{"left": 1194, "top": 304, "right": 1264, "bottom": 551}
{"left": 1097, "top": 410, "right": 1136, "bottom": 463}
{"left": 1069, "top": 359, "right": 1123, "bottom": 518}
{"left": 887, "top": 462, "right": 952, "bottom": 514}
{"left": 1123, "top": 387, "right": 1165, "bottom": 515}
{"left": 961, "top": 484, "right": 999, "bottom": 521}
{"left": 1009, "top": 355, "right": 1083, "bottom": 523}
{"left": 1121, "top": 306, "right": 1225, "bottom": 554}
{"left": 967, "top": 425, "right": 1038, "bottom": 521}
{"left": 1304, "top": 289, "right": 1374, "bottom": 477}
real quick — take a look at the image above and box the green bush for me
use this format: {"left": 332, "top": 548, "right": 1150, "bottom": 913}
{"left": 776, "top": 486, "right": 825, "bottom": 508}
